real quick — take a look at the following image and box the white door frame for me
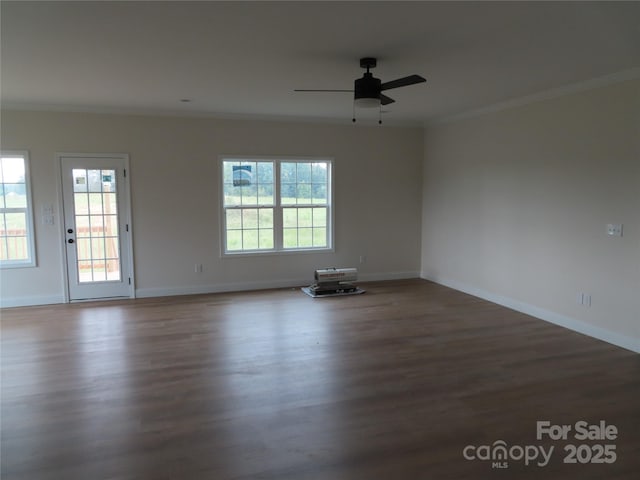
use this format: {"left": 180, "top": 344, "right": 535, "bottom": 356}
{"left": 56, "top": 153, "right": 135, "bottom": 302}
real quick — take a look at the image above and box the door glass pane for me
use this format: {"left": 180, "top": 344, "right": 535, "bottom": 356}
{"left": 92, "top": 261, "right": 107, "bottom": 281}
{"left": 104, "top": 215, "right": 119, "bottom": 236}
{"left": 0, "top": 237, "right": 7, "bottom": 261}
{"left": 104, "top": 193, "right": 117, "bottom": 213}
{"left": 89, "top": 193, "right": 103, "bottom": 215}
{"left": 106, "top": 258, "right": 120, "bottom": 280}
{"left": 91, "top": 238, "right": 106, "bottom": 258}
{"left": 73, "top": 169, "right": 88, "bottom": 192}
{"left": 72, "top": 168, "right": 121, "bottom": 283}
{"left": 88, "top": 170, "right": 103, "bottom": 192}
{"left": 89, "top": 215, "right": 104, "bottom": 235}
{"left": 102, "top": 170, "right": 116, "bottom": 192}
{"left": 105, "top": 238, "right": 120, "bottom": 261}
{"left": 74, "top": 193, "right": 89, "bottom": 214}
{"left": 77, "top": 238, "right": 91, "bottom": 260}
{"left": 78, "top": 260, "right": 92, "bottom": 282}
{"left": 76, "top": 216, "right": 90, "bottom": 237}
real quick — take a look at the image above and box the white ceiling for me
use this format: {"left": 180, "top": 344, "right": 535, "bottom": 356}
{"left": 2, "top": 1, "right": 639, "bottom": 126}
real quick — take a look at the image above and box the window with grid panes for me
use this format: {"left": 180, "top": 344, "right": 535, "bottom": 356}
{"left": 221, "top": 158, "right": 332, "bottom": 254}
{"left": 1, "top": 151, "right": 36, "bottom": 268}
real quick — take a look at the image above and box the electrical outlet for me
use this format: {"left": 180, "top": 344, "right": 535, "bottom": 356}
{"left": 195, "top": 264, "right": 203, "bottom": 273}
{"left": 606, "top": 224, "right": 623, "bottom": 237}
{"left": 359, "top": 255, "right": 367, "bottom": 264}
{"left": 576, "top": 292, "right": 591, "bottom": 307}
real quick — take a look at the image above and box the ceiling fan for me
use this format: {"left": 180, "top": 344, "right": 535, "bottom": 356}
{"left": 295, "top": 57, "right": 426, "bottom": 123}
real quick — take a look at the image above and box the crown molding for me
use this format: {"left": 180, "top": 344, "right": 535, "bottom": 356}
{"left": 428, "top": 67, "right": 640, "bottom": 127}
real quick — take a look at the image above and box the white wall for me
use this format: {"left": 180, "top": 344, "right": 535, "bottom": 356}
{"left": 422, "top": 79, "right": 640, "bottom": 352}
{"left": 0, "top": 111, "right": 423, "bottom": 305}
{"left": 3, "top": 80, "right": 637, "bottom": 354}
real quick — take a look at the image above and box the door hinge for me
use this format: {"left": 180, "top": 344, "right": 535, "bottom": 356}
{"left": 124, "top": 169, "right": 127, "bottom": 178}
{"left": 126, "top": 224, "right": 129, "bottom": 232}
{"left": 128, "top": 277, "right": 131, "bottom": 285}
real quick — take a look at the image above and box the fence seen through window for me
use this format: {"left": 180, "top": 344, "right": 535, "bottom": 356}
{"left": 1, "top": 152, "right": 35, "bottom": 267}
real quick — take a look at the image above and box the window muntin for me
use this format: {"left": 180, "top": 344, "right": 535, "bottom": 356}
{"left": 222, "top": 158, "right": 332, "bottom": 254}
{"left": 1, "top": 152, "right": 36, "bottom": 268}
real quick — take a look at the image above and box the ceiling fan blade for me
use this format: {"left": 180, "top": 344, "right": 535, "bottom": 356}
{"left": 294, "top": 89, "right": 354, "bottom": 92}
{"left": 380, "top": 94, "right": 395, "bottom": 105}
{"left": 380, "top": 75, "right": 426, "bottom": 91}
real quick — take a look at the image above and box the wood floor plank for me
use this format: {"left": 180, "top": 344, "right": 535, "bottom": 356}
{"left": 1, "top": 279, "right": 639, "bottom": 479}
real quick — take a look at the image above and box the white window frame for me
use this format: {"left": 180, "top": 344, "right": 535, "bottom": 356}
{"left": 220, "top": 156, "right": 334, "bottom": 256}
{"left": 1, "top": 150, "right": 37, "bottom": 268}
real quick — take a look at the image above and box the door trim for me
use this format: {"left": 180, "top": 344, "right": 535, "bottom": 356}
{"left": 56, "top": 152, "right": 135, "bottom": 302}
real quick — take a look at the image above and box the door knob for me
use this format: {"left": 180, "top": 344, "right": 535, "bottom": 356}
{"left": 68, "top": 239, "right": 75, "bottom": 244}
{"left": 67, "top": 228, "right": 74, "bottom": 234}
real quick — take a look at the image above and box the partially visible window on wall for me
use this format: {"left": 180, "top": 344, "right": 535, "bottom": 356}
{"left": 221, "top": 158, "right": 332, "bottom": 254}
{"left": 1, "top": 152, "right": 36, "bottom": 268}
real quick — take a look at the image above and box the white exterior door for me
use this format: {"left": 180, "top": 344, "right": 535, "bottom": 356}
{"left": 60, "top": 154, "right": 133, "bottom": 301}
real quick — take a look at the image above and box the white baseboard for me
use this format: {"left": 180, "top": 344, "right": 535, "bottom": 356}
{"left": 135, "top": 271, "right": 420, "bottom": 299}
{"left": 0, "top": 271, "right": 421, "bottom": 307}
{"left": 0, "top": 294, "right": 65, "bottom": 308}
{"left": 359, "top": 271, "right": 420, "bottom": 282}
{"left": 421, "top": 273, "right": 640, "bottom": 354}
{"left": 135, "top": 278, "right": 306, "bottom": 299}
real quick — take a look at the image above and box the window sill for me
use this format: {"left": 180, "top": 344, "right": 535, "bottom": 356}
{"left": 221, "top": 247, "right": 334, "bottom": 259}
{"left": 1, "top": 261, "right": 37, "bottom": 269}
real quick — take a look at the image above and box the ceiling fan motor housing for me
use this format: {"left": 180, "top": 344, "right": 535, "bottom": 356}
{"left": 354, "top": 73, "right": 382, "bottom": 105}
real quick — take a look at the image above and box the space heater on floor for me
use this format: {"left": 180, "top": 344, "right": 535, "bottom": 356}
{"left": 302, "top": 268, "right": 365, "bottom": 298}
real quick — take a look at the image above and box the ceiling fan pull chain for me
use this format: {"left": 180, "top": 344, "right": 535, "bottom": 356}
{"left": 379, "top": 104, "right": 382, "bottom": 125}
{"left": 352, "top": 99, "right": 356, "bottom": 123}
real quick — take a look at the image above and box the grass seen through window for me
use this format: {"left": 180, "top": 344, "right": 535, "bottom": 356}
{"left": 222, "top": 159, "right": 331, "bottom": 253}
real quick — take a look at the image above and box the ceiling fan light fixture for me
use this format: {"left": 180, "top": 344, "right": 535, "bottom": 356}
{"left": 355, "top": 97, "right": 381, "bottom": 108}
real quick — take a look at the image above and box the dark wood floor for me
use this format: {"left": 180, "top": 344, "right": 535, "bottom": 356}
{"left": 1, "top": 279, "right": 639, "bottom": 479}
